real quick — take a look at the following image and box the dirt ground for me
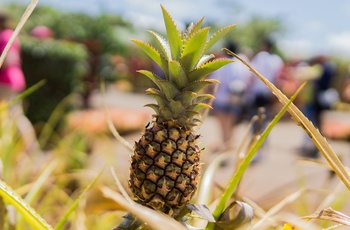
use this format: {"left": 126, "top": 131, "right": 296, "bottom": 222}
{"left": 88, "top": 86, "right": 350, "bottom": 222}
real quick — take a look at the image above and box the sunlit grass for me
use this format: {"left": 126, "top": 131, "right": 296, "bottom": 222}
{"left": 0, "top": 1, "right": 349, "bottom": 230}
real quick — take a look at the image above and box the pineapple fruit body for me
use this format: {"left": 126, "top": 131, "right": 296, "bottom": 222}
{"left": 128, "top": 5, "right": 236, "bottom": 216}
{"left": 130, "top": 121, "right": 200, "bottom": 214}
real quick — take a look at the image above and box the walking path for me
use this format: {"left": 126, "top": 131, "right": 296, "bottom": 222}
{"left": 88, "top": 86, "right": 350, "bottom": 215}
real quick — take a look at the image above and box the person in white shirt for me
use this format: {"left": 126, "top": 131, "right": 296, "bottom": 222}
{"left": 248, "top": 38, "right": 283, "bottom": 113}
{"left": 246, "top": 38, "right": 283, "bottom": 161}
{"left": 210, "top": 41, "right": 251, "bottom": 151}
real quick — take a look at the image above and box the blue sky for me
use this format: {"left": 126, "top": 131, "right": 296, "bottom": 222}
{"left": 4, "top": 0, "right": 350, "bottom": 58}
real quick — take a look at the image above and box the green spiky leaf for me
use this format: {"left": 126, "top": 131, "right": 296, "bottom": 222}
{"left": 196, "top": 54, "right": 215, "bottom": 69}
{"left": 169, "top": 60, "right": 188, "bottom": 88}
{"left": 169, "top": 99, "right": 186, "bottom": 116}
{"left": 189, "top": 103, "right": 212, "bottom": 112}
{"left": 204, "top": 24, "right": 236, "bottom": 53}
{"left": 145, "top": 88, "right": 167, "bottom": 107}
{"left": 188, "top": 58, "right": 234, "bottom": 82}
{"left": 175, "top": 91, "right": 196, "bottom": 108}
{"left": 138, "top": 70, "right": 180, "bottom": 100}
{"left": 195, "top": 94, "right": 215, "bottom": 103}
{"left": 145, "top": 104, "right": 160, "bottom": 114}
{"left": 177, "top": 116, "right": 191, "bottom": 126}
{"left": 161, "top": 5, "right": 182, "bottom": 60}
{"left": 185, "top": 110, "right": 201, "bottom": 119}
{"left": 132, "top": 39, "right": 168, "bottom": 74}
{"left": 186, "top": 17, "right": 205, "bottom": 38}
{"left": 137, "top": 70, "right": 163, "bottom": 88}
{"left": 182, "top": 79, "right": 219, "bottom": 93}
{"left": 148, "top": 30, "right": 171, "bottom": 62}
{"left": 159, "top": 106, "right": 173, "bottom": 119}
{"left": 181, "top": 27, "right": 209, "bottom": 71}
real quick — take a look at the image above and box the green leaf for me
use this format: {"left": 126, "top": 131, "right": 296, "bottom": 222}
{"left": 148, "top": 30, "right": 171, "bottom": 61}
{"left": 169, "top": 60, "right": 188, "bottom": 88}
{"left": 137, "top": 70, "right": 163, "bottom": 88}
{"left": 204, "top": 24, "right": 236, "bottom": 53}
{"left": 181, "top": 27, "right": 209, "bottom": 71}
{"left": 145, "top": 88, "right": 167, "bottom": 107}
{"left": 138, "top": 71, "right": 180, "bottom": 100}
{"left": 195, "top": 94, "right": 215, "bottom": 103}
{"left": 0, "top": 180, "right": 53, "bottom": 230}
{"left": 145, "top": 104, "right": 160, "bottom": 114}
{"left": 161, "top": 5, "right": 182, "bottom": 60}
{"left": 182, "top": 79, "right": 219, "bottom": 93}
{"left": 175, "top": 91, "right": 196, "bottom": 108}
{"left": 185, "top": 110, "right": 201, "bottom": 120}
{"left": 186, "top": 17, "right": 205, "bottom": 38}
{"left": 159, "top": 106, "right": 173, "bottom": 119}
{"left": 131, "top": 39, "right": 168, "bottom": 75}
{"left": 188, "top": 58, "right": 234, "bottom": 82}
{"left": 196, "top": 54, "right": 215, "bottom": 69}
{"left": 215, "top": 201, "right": 254, "bottom": 229}
{"left": 169, "top": 99, "right": 186, "bottom": 117}
{"left": 189, "top": 103, "right": 212, "bottom": 112}
{"left": 54, "top": 170, "right": 103, "bottom": 230}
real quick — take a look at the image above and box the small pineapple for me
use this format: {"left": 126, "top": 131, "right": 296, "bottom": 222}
{"left": 129, "top": 5, "right": 236, "bottom": 216}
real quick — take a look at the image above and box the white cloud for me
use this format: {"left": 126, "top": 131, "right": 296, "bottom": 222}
{"left": 327, "top": 31, "right": 350, "bottom": 57}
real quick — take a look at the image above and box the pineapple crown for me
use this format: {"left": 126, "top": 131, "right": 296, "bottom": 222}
{"left": 131, "top": 5, "right": 236, "bottom": 129}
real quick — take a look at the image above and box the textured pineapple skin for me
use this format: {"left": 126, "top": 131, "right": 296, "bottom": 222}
{"left": 129, "top": 121, "right": 201, "bottom": 214}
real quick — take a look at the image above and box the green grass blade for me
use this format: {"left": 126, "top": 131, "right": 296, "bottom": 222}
{"left": 16, "top": 161, "right": 57, "bottom": 228}
{"left": 38, "top": 94, "right": 73, "bottom": 148}
{"left": 24, "top": 161, "right": 57, "bottom": 204}
{"left": 206, "top": 83, "right": 305, "bottom": 229}
{"left": 0, "top": 180, "right": 53, "bottom": 230}
{"left": 0, "top": 80, "right": 46, "bottom": 112}
{"left": 54, "top": 169, "right": 103, "bottom": 230}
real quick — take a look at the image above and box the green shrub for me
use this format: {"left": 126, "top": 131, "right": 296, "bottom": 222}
{"left": 21, "top": 36, "right": 88, "bottom": 126}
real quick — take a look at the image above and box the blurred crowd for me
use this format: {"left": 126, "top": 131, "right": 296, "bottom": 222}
{"left": 209, "top": 37, "right": 350, "bottom": 158}
{"left": 1, "top": 6, "right": 350, "bottom": 158}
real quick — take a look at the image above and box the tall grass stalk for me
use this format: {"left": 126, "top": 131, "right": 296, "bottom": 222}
{"left": 0, "top": 0, "right": 39, "bottom": 68}
{"left": 16, "top": 161, "right": 57, "bottom": 229}
{"left": 205, "top": 81, "right": 305, "bottom": 230}
{"left": 0, "top": 180, "right": 53, "bottom": 230}
{"left": 54, "top": 170, "right": 103, "bottom": 230}
{"left": 227, "top": 49, "right": 350, "bottom": 190}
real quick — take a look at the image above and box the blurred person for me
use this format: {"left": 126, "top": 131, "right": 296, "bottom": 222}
{"left": 276, "top": 57, "right": 303, "bottom": 105}
{"left": 210, "top": 41, "right": 251, "bottom": 151}
{"left": 0, "top": 11, "right": 40, "bottom": 153}
{"left": 248, "top": 37, "right": 283, "bottom": 117}
{"left": 300, "top": 55, "right": 337, "bottom": 157}
{"left": 246, "top": 37, "right": 283, "bottom": 161}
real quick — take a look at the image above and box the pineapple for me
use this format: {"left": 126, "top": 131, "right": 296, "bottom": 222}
{"left": 129, "top": 5, "right": 236, "bottom": 217}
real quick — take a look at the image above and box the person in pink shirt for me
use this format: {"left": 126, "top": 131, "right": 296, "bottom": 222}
{"left": 0, "top": 12, "right": 25, "bottom": 96}
{"left": 0, "top": 11, "right": 40, "bottom": 153}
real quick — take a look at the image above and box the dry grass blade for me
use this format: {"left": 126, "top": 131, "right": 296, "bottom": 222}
{"left": 101, "top": 187, "right": 187, "bottom": 230}
{"left": 225, "top": 49, "right": 350, "bottom": 191}
{"left": 0, "top": 0, "right": 39, "bottom": 68}
{"left": 110, "top": 167, "right": 133, "bottom": 204}
{"left": 252, "top": 189, "right": 306, "bottom": 229}
{"left": 303, "top": 207, "right": 350, "bottom": 227}
{"left": 100, "top": 81, "right": 133, "bottom": 152}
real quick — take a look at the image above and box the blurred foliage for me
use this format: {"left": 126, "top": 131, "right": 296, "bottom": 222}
{"left": 21, "top": 35, "right": 88, "bottom": 128}
{"left": 228, "top": 16, "right": 285, "bottom": 53}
